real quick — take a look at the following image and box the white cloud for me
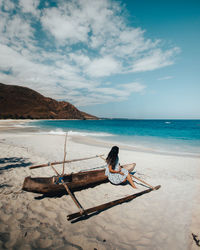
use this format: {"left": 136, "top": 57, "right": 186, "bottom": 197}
{"left": 101, "top": 29, "right": 160, "bottom": 59}
{"left": 6, "top": 16, "right": 34, "bottom": 42}
{"left": 76, "top": 81, "right": 146, "bottom": 106}
{"left": 0, "top": 8, "right": 35, "bottom": 51}
{"left": 94, "top": 87, "right": 128, "bottom": 97}
{"left": 158, "top": 76, "right": 173, "bottom": 81}
{"left": 85, "top": 56, "right": 121, "bottom": 77}
{"left": 2, "top": 0, "right": 15, "bottom": 11}
{"left": 41, "top": 5, "right": 89, "bottom": 44}
{"left": 94, "top": 82, "right": 145, "bottom": 97}
{"left": 72, "top": 93, "right": 116, "bottom": 106}
{"left": 69, "top": 53, "right": 91, "bottom": 67}
{"left": 132, "top": 47, "right": 180, "bottom": 72}
{"left": 0, "top": 0, "right": 180, "bottom": 107}
{"left": 0, "top": 43, "right": 93, "bottom": 98}
{"left": 120, "top": 82, "right": 146, "bottom": 92}
{"left": 19, "top": 0, "right": 40, "bottom": 16}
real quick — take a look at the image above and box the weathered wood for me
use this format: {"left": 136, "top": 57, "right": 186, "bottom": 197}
{"left": 51, "top": 164, "right": 84, "bottom": 213}
{"left": 67, "top": 185, "right": 161, "bottom": 221}
{"left": 51, "top": 165, "right": 59, "bottom": 176}
{"left": 62, "top": 133, "right": 68, "bottom": 175}
{"left": 61, "top": 179, "right": 85, "bottom": 214}
{"left": 58, "top": 133, "right": 85, "bottom": 214}
{"left": 22, "top": 169, "right": 108, "bottom": 195}
{"left": 131, "top": 175, "right": 155, "bottom": 189}
{"left": 29, "top": 154, "right": 104, "bottom": 169}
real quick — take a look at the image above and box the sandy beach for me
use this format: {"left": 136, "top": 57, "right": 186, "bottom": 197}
{"left": 0, "top": 121, "right": 200, "bottom": 250}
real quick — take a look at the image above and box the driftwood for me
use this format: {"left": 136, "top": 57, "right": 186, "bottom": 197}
{"left": 29, "top": 154, "right": 104, "bottom": 169}
{"left": 67, "top": 185, "right": 161, "bottom": 221}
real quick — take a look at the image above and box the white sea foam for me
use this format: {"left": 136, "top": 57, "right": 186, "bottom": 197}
{"left": 0, "top": 123, "right": 35, "bottom": 128}
{"left": 13, "top": 124, "right": 36, "bottom": 128}
{"left": 47, "top": 130, "right": 66, "bottom": 135}
{"left": 68, "top": 130, "right": 113, "bottom": 137}
{"left": 37, "top": 129, "right": 66, "bottom": 135}
{"left": 39, "top": 129, "right": 113, "bottom": 137}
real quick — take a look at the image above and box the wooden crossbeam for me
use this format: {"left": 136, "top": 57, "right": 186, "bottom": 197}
{"left": 29, "top": 154, "right": 104, "bottom": 169}
{"left": 67, "top": 185, "right": 161, "bottom": 221}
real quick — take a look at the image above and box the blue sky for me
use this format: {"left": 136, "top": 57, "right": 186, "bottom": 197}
{"left": 0, "top": 0, "right": 199, "bottom": 119}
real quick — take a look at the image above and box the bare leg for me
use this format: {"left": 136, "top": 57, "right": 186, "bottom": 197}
{"left": 122, "top": 163, "right": 136, "bottom": 172}
{"left": 126, "top": 173, "right": 137, "bottom": 189}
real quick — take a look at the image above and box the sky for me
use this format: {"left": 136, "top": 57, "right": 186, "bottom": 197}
{"left": 0, "top": 0, "right": 199, "bottom": 119}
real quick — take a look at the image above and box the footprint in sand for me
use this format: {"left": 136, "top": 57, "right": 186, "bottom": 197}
{"left": 38, "top": 238, "right": 53, "bottom": 248}
{"left": 1, "top": 213, "right": 10, "bottom": 222}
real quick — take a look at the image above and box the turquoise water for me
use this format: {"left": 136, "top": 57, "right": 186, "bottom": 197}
{"left": 31, "top": 119, "right": 200, "bottom": 156}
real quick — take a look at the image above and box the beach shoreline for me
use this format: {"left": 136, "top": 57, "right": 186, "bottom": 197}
{"left": 0, "top": 120, "right": 200, "bottom": 249}
{"left": 1, "top": 119, "right": 199, "bottom": 159}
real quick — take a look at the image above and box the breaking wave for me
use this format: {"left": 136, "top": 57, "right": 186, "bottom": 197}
{"left": 13, "top": 124, "right": 36, "bottom": 128}
{"left": 39, "top": 129, "right": 113, "bottom": 137}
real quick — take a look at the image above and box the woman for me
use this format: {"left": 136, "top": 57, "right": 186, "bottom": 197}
{"left": 105, "top": 146, "right": 137, "bottom": 189}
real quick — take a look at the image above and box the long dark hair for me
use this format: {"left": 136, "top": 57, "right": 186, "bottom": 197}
{"left": 106, "top": 146, "right": 119, "bottom": 169}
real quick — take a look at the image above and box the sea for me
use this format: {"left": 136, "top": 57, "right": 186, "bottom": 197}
{"left": 29, "top": 119, "right": 200, "bottom": 157}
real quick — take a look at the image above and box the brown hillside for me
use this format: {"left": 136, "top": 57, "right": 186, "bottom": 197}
{"left": 0, "top": 83, "right": 97, "bottom": 120}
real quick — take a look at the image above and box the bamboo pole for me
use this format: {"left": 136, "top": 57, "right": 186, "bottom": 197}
{"left": 131, "top": 175, "right": 155, "bottom": 189}
{"left": 100, "top": 155, "right": 155, "bottom": 189}
{"left": 61, "top": 133, "right": 85, "bottom": 214}
{"left": 62, "top": 133, "right": 68, "bottom": 176}
{"left": 99, "top": 155, "right": 106, "bottom": 161}
{"left": 29, "top": 154, "right": 104, "bottom": 169}
{"left": 67, "top": 185, "right": 161, "bottom": 221}
{"left": 51, "top": 165, "right": 60, "bottom": 176}
{"left": 61, "top": 179, "right": 85, "bottom": 215}
{"left": 51, "top": 164, "right": 85, "bottom": 215}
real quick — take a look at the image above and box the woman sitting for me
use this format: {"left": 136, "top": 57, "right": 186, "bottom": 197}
{"left": 105, "top": 146, "right": 137, "bottom": 189}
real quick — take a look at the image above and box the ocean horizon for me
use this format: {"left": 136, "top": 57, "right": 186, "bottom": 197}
{"left": 28, "top": 119, "right": 200, "bottom": 157}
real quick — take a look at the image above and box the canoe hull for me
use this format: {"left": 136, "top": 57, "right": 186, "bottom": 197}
{"left": 22, "top": 169, "right": 108, "bottom": 195}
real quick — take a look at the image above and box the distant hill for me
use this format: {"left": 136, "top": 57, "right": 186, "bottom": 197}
{"left": 0, "top": 83, "right": 98, "bottom": 120}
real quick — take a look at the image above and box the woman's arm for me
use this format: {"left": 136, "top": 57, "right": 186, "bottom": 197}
{"left": 108, "top": 165, "right": 124, "bottom": 175}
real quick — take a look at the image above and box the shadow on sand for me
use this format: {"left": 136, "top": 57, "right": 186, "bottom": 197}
{"left": 0, "top": 157, "right": 32, "bottom": 174}
{"left": 69, "top": 185, "right": 159, "bottom": 223}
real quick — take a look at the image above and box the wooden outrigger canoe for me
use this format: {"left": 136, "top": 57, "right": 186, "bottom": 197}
{"left": 22, "top": 169, "right": 108, "bottom": 195}
{"left": 22, "top": 142, "right": 161, "bottom": 221}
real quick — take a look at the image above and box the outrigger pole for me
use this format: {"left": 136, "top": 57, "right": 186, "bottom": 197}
{"left": 67, "top": 185, "right": 161, "bottom": 221}
{"left": 29, "top": 154, "right": 104, "bottom": 170}
{"left": 50, "top": 134, "right": 85, "bottom": 215}
{"left": 66, "top": 156, "right": 161, "bottom": 221}
{"left": 99, "top": 156, "right": 155, "bottom": 189}
{"left": 51, "top": 164, "right": 85, "bottom": 215}
{"left": 62, "top": 132, "right": 68, "bottom": 176}
{"left": 29, "top": 135, "right": 160, "bottom": 220}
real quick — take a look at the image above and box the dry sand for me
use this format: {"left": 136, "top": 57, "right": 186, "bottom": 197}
{"left": 0, "top": 121, "right": 200, "bottom": 250}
